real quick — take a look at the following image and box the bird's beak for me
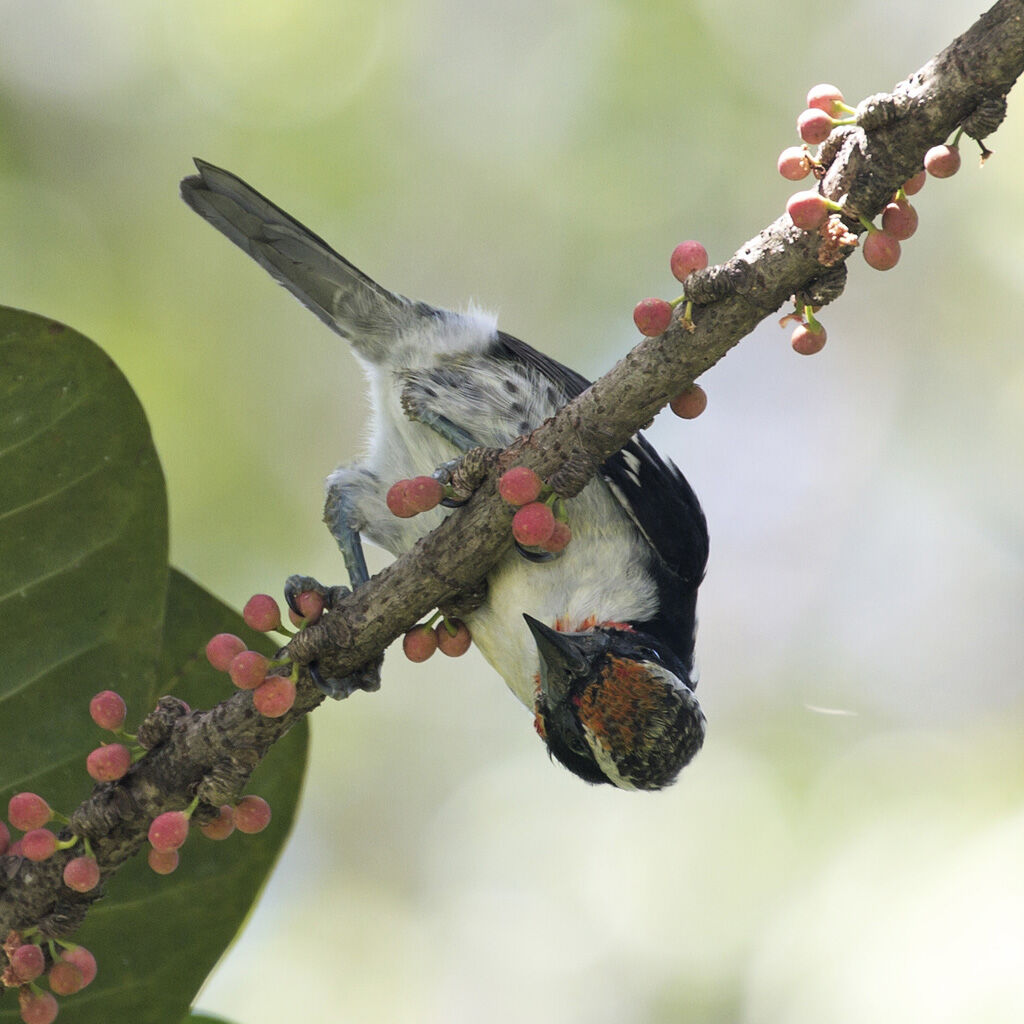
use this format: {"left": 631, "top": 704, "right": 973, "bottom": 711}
{"left": 523, "top": 615, "right": 607, "bottom": 703}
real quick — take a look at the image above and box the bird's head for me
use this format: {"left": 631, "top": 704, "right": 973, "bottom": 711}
{"left": 524, "top": 615, "right": 705, "bottom": 791}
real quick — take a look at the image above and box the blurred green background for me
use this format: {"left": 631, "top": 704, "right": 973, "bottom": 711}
{"left": 2, "top": 1, "right": 1023, "bottom": 1021}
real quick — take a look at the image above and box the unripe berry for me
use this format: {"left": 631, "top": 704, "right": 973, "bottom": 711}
{"left": 669, "top": 240, "right": 709, "bottom": 282}
{"left": 669, "top": 385, "right": 708, "bottom": 420}
{"left": 234, "top": 795, "right": 272, "bottom": 835}
{"left": 632, "top": 297, "right": 674, "bottom": 337}
{"left": 63, "top": 854, "right": 101, "bottom": 893}
{"left": 787, "top": 190, "right": 829, "bottom": 230}
{"left": 252, "top": 676, "right": 297, "bottom": 718}
{"left": 901, "top": 169, "right": 927, "bottom": 196}
{"left": 862, "top": 230, "right": 901, "bottom": 271}
{"left": 148, "top": 810, "right": 190, "bottom": 852}
{"left": 806, "top": 83, "right": 845, "bottom": 117}
{"left": 403, "top": 624, "right": 438, "bottom": 663}
{"left": 243, "top": 593, "right": 282, "bottom": 632}
{"left": 385, "top": 478, "right": 418, "bottom": 518}
{"left": 777, "top": 146, "right": 811, "bottom": 181}
{"left": 200, "top": 805, "right": 235, "bottom": 841}
{"left": 288, "top": 589, "right": 324, "bottom": 626}
{"left": 205, "top": 632, "right": 246, "bottom": 671}
{"left": 8, "top": 792, "right": 51, "bottom": 831}
{"left": 86, "top": 743, "right": 131, "bottom": 782}
{"left": 797, "top": 107, "right": 834, "bottom": 145}
{"left": 18, "top": 988, "right": 58, "bottom": 1024}
{"left": 791, "top": 323, "right": 827, "bottom": 355}
{"left": 49, "top": 959, "right": 86, "bottom": 995}
{"left": 512, "top": 502, "right": 556, "bottom": 547}
{"left": 60, "top": 946, "right": 97, "bottom": 987}
{"left": 148, "top": 847, "right": 179, "bottom": 874}
{"left": 542, "top": 519, "right": 573, "bottom": 553}
{"left": 405, "top": 475, "right": 444, "bottom": 513}
{"left": 881, "top": 199, "right": 918, "bottom": 240}
{"left": 228, "top": 650, "right": 270, "bottom": 690}
{"left": 21, "top": 828, "right": 57, "bottom": 862}
{"left": 498, "top": 466, "right": 543, "bottom": 506}
{"left": 924, "top": 144, "right": 961, "bottom": 178}
{"left": 89, "top": 689, "right": 127, "bottom": 731}
{"left": 436, "top": 619, "right": 472, "bottom": 657}
{"left": 10, "top": 942, "right": 45, "bottom": 982}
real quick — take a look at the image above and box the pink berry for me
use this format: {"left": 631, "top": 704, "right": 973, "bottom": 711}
{"left": 205, "top": 632, "right": 246, "bottom": 672}
{"left": 86, "top": 743, "right": 131, "bottom": 782}
{"left": 402, "top": 624, "right": 438, "bottom": 663}
{"left": 148, "top": 810, "right": 190, "bottom": 852}
{"left": 902, "top": 170, "right": 926, "bottom": 196}
{"left": 243, "top": 593, "right": 282, "bottom": 632}
{"left": 8, "top": 792, "right": 51, "bottom": 831}
{"left": 512, "top": 502, "right": 557, "bottom": 547}
{"left": 10, "top": 942, "right": 45, "bottom": 982}
{"left": 234, "top": 795, "right": 272, "bottom": 835}
{"left": 405, "top": 475, "right": 444, "bottom": 513}
{"left": 49, "top": 958, "right": 86, "bottom": 995}
{"left": 498, "top": 466, "right": 544, "bottom": 506}
{"left": 862, "top": 230, "right": 901, "bottom": 270}
{"left": 288, "top": 590, "right": 324, "bottom": 627}
{"left": 252, "top": 676, "right": 297, "bottom": 718}
{"left": 200, "top": 805, "right": 235, "bottom": 841}
{"left": 669, "top": 240, "right": 709, "bottom": 282}
{"left": 924, "top": 144, "right": 961, "bottom": 178}
{"left": 881, "top": 199, "right": 918, "bottom": 240}
{"left": 541, "top": 519, "right": 573, "bottom": 553}
{"left": 436, "top": 619, "right": 472, "bottom": 657}
{"left": 148, "top": 847, "right": 179, "bottom": 874}
{"left": 806, "top": 83, "right": 845, "bottom": 117}
{"left": 777, "top": 146, "right": 811, "bottom": 181}
{"left": 228, "top": 650, "right": 270, "bottom": 690}
{"left": 89, "top": 689, "right": 127, "bottom": 731}
{"left": 669, "top": 385, "right": 708, "bottom": 420}
{"left": 21, "top": 828, "right": 57, "bottom": 862}
{"left": 787, "top": 190, "right": 829, "bottom": 230}
{"left": 797, "top": 107, "right": 834, "bottom": 145}
{"left": 18, "top": 988, "right": 58, "bottom": 1024}
{"left": 385, "top": 479, "right": 419, "bottom": 518}
{"left": 0, "top": 820, "right": 10, "bottom": 855}
{"left": 63, "top": 854, "right": 101, "bottom": 893}
{"left": 632, "top": 297, "right": 674, "bottom": 337}
{"left": 791, "top": 323, "right": 827, "bottom": 355}
{"left": 60, "top": 946, "right": 96, "bottom": 987}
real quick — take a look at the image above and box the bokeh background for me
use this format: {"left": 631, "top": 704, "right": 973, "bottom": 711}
{"left": 2, "top": 1, "right": 1023, "bottom": 1021}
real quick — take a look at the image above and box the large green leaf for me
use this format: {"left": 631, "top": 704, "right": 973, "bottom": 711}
{"left": 0, "top": 309, "right": 308, "bottom": 1022}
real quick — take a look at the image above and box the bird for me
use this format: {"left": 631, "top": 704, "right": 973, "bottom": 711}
{"left": 180, "top": 158, "right": 710, "bottom": 791}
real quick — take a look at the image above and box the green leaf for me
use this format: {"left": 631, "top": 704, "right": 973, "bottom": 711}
{"left": 184, "top": 1015, "right": 237, "bottom": 1024}
{"left": 0, "top": 309, "right": 308, "bottom": 1022}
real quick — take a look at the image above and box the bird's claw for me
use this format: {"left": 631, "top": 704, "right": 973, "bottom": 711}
{"left": 283, "top": 574, "right": 350, "bottom": 617}
{"left": 308, "top": 656, "right": 383, "bottom": 700}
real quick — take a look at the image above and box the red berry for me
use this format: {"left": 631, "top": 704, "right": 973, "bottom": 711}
{"left": 541, "top": 519, "right": 573, "bottom": 553}
{"left": 86, "top": 743, "right": 131, "bottom": 782}
{"left": 49, "top": 958, "right": 86, "bottom": 995}
{"left": 405, "top": 475, "right": 444, "bottom": 513}
{"left": 777, "top": 146, "right": 811, "bottom": 181}
{"left": 385, "top": 478, "right": 419, "bottom": 518}
{"left": 10, "top": 942, "right": 45, "bottom": 982}
{"left": 234, "top": 795, "right": 272, "bottom": 835}
{"left": 0, "top": 820, "right": 10, "bottom": 855}
{"left": 200, "top": 805, "right": 235, "bottom": 841}
{"left": 288, "top": 590, "right": 324, "bottom": 627}
{"left": 512, "top": 502, "right": 556, "bottom": 547}
{"left": 21, "top": 829, "right": 57, "bottom": 862}
{"left": 148, "top": 847, "right": 179, "bottom": 874}
{"left": 252, "top": 676, "right": 296, "bottom": 718}
{"left": 901, "top": 170, "right": 926, "bottom": 196}
{"left": 228, "top": 650, "right": 270, "bottom": 690}
{"left": 862, "top": 230, "right": 901, "bottom": 270}
{"left": 402, "top": 624, "right": 438, "bottom": 663}
{"left": 924, "top": 144, "right": 961, "bottom": 178}
{"left": 206, "top": 632, "right": 246, "bottom": 671}
{"left": 243, "top": 593, "right": 282, "bottom": 632}
{"left": 797, "top": 107, "right": 834, "bottom": 145}
{"left": 63, "top": 855, "right": 101, "bottom": 893}
{"left": 669, "top": 241, "right": 709, "bottom": 282}
{"left": 632, "top": 297, "right": 674, "bottom": 337}
{"left": 89, "top": 689, "right": 127, "bottom": 731}
{"left": 791, "top": 323, "right": 827, "bottom": 355}
{"left": 498, "top": 466, "right": 543, "bottom": 506}
{"left": 148, "top": 810, "right": 190, "bottom": 852}
{"left": 787, "top": 190, "right": 829, "bottom": 230}
{"left": 60, "top": 946, "right": 96, "bottom": 987}
{"left": 18, "top": 988, "right": 58, "bottom": 1024}
{"left": 8, "top": 792, "right": 51, "bottom": 831}
{"left": 806, "top": 83, "right": 845, "bottom": 117}
{"left": 668, "top": 385, "right": 708, "bottom": 420}
{"left": 881, "top": 199, "right": 918, "bottom": 240}
{"left": 436, "top": 619, "right": 472, "bottom": 657}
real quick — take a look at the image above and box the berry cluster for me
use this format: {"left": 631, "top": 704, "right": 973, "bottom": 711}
{"left": 3, "top": 930, "right": 97, "bottom": 1024}
{"left": 499, "top": 466, "right": 572, "bottom": 554}
{"left": 401, "top": 616, "right": 473, "bottom": 663}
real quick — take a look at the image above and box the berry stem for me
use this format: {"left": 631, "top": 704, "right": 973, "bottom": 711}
{"left": 803, "top": 305, "right": 823, "bottom": 333}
